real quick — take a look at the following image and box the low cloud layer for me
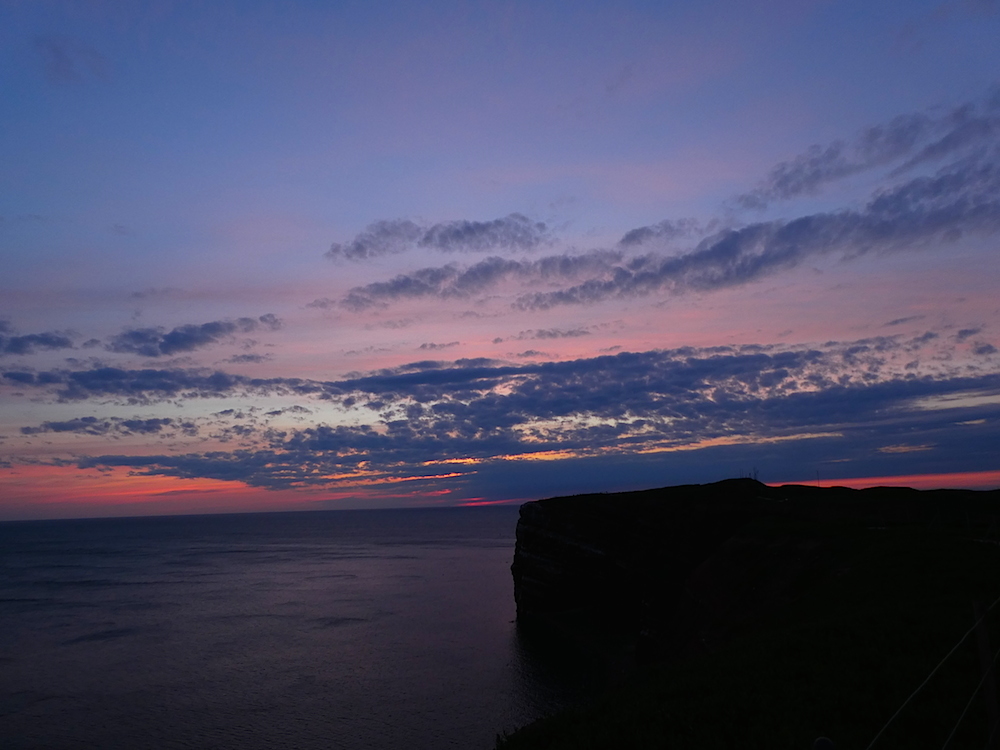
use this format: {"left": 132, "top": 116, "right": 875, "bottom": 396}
{"left": 3, "top": 322, "right": 995, "bottom": 496}
{"left": 62, "top": 335, "right": 999, "bottom": 490}
{"left": 6, "top": 328, "right": 991, "bottom": 407}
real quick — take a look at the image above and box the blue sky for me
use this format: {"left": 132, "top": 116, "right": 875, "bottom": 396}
{"left": 2, "top": 0, "right": 1000, "bottom": 519}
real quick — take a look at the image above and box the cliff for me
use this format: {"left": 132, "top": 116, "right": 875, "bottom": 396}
{"left": 511, "top": 479, "right": 1000, "bottom": 666}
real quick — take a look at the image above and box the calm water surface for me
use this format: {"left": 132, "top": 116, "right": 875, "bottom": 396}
{"left": 0, "top": 506, "right": 578, "bottom": 750}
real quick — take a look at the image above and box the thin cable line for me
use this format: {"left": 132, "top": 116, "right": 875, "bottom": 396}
{"left": 986, "top": 705, "right": 1000, "bottom": 749}
{"left": 865, "top": 591, "right": 1000, "bottom": 750}
{"left": 940, "top": 640, "right": 1000, "bottom": 750}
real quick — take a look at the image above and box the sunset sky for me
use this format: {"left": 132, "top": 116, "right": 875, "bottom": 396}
{"left": 2, "top": 0, "right": 999, "bottom": 520}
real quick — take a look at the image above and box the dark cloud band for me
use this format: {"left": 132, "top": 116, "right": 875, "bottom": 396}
{"left": 340, "top": 250, "right": 622, "bottom": 310}
{"left": 21, "top": 416, "right": 189, "bottom": 437}
{"left": 106, "top": 315, "right": 281, "bottom": 357}
{"left": 0, "top": 332, "right": 74, "bottom": 356}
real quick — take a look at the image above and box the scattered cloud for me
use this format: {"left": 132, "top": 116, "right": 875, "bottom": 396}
{"left": 2, "top": 330, "right": 964, "bottom": 410}
{"left": 4, "top": 323, "right": 994, "bottom": 492}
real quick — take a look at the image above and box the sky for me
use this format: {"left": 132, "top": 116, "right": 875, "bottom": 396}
{"left": 2, "top": 0, "right": 1000, "bottom": 520}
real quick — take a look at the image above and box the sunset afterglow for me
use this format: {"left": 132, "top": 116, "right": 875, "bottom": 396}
{"left": 2, "top": 1, "right": 999, "bottom": 519}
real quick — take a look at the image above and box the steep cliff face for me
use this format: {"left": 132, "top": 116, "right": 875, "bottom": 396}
{"left": 511, "top": 479, "right": 1000, "bottom": 664}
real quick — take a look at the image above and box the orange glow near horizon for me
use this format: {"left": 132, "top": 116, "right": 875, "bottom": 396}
{"left": 0, "top": 464, "right": 474, "bottom": 521}
{"left": 0, "top": 464, "right": 325, "bottom": 519}
{"left": 774, "top": 469, "right": 1000, "bottom": 491}
{"left": 457, "top": 497, "right": 525, "bottom": 507}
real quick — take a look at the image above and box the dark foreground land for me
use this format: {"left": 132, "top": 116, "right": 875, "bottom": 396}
{"left": 500, "top": 479, "right": 1000, "bottom": 750}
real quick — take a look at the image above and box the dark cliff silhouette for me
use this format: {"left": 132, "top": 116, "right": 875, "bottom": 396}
{"left": 502, "top": 479, "right": 1000, "bottom": 749}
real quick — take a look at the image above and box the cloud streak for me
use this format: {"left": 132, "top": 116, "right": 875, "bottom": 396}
{"left": 106, "top": 315, "right": 281, "bottom": 357}
{"left": 618, "top": 218, "right": 708, "bottom": 247}
{"left": 341, "top": 250, "right": 622, "bottom": 310}
{"left": 326, "top": 214, "right": 550, "bottom": 260}
{"left": 0, "top": 331, "right": 74, "bottom": 356}
{"left": 736, "top": 89, "right": 1000, "bottom": 208}
{"left": 518, "top": 148, "right": 1000, "bottom": 309}
{"left": 21, "top": 416, "right": 193, "bottom": 437}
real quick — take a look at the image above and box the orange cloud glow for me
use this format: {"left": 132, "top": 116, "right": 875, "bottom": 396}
{"left": 775, "top": 470, "right": 1000, "bottom": 491}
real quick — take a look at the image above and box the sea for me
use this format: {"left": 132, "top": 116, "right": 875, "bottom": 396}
{"left": 0, "top": 505, "right": 585, "bottom": 750}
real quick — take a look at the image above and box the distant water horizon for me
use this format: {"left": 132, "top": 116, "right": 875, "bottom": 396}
{"left": 0, "top": 505, "right": 582, "bottom": 750}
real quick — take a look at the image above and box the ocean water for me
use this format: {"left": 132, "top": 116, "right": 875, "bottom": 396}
{"left": 0, "top": 506, "right": 577, "bottom": 750}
